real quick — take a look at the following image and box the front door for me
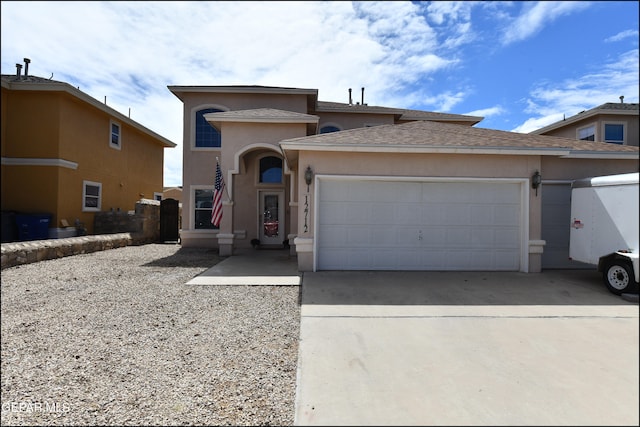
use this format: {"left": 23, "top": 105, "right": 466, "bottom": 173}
{"left": 259, "top": 190, "right": 285, "bottom": 246}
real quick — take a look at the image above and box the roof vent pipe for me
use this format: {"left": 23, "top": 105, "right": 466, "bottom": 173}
{"left": 361, "top": 87, "right": 365, "bottom": 105}
{"left": 620, "top": 95, "right": 624, "bottom": 103}
{"left": 348, "top": 88, "right": 352, "bottom": 105}
{"left": 15, "top": 63, "right": 22, "bottom": 79}
{"left": 23, "top": 58, "right": 30, "bottom": 77}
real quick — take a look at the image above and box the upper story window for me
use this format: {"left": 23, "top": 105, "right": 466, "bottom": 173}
{"left": 259, "top": 156, "right": 283, "bottom": 183}
{"left": 195, "top": 108, "right": 222, "bottom": 148}
{"left": 320, "top": 125, "right": 341, "bottom": 134}
{"left": 577, "top": 124, "right": 595, "bottom": 141}
{"left": 110, "top": 121, "right": 121, "bottom": 150}
{"left": 604, "top": 123, "right": 625, "bottom": 144}
{"left": 82, "top": 180, "right": 102, "bottom": 212}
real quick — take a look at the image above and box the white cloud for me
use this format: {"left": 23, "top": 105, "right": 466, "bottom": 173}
{"left": 513, "top": 49, "right": 639, "bottom": 133}
{"left": 465, "top": 106, "right": 505, "bottom": 118}
{"left": 502, "top": 1, "right": 590, "bottom": 45}
{"left": 511, "top": 113, "right": 564, "bottom": 134}
{"left": 605, "top": 29, "right": 640, "bottom": 43}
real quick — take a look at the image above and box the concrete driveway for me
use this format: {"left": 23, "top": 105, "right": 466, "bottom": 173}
{"left": 294, "top": 269, "right": 639, "bottom": 426}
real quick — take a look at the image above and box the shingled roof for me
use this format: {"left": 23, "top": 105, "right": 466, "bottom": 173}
{"left": 281, "top": 120, "right": 640, "bottom": 156}
{"left": 315, "top": 101, "right": 483, "bottom": 124}
{"left": 530, "top": 101, "right": 639, "bottom": 135}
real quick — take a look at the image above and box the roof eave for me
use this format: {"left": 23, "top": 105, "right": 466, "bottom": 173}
{"left": 279, "top": 143, "right": 572, "bottom": 156}
{"left": 531, "top": 108, "right": 639, "bottom": 135}
{"left": 6, "top": 80, "right": 177, "bottom": 148}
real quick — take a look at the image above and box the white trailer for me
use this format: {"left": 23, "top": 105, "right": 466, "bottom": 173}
{"left": 569, "top": 172, "right": 639, "bottom": 295}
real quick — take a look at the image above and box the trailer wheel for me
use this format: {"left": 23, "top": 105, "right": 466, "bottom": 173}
{"left": 603, "top": 260, "right": 638, "bottom": 295}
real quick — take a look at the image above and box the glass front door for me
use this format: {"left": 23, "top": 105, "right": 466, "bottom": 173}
{"left": 259, "top": 191, "right": 284, "bottom": 245}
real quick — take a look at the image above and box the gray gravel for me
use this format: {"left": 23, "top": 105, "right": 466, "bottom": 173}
{"left": 1, "top": 243, "right": 301, "bottom": 426}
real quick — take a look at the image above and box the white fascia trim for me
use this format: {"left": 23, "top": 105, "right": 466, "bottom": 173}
{"left": 561, "top": 152, "right": 640, "bottom": 159}
{"left": 1, "top": 157, "right": 78, "bottom": 169}
{"left": 209, "top": 116, "right": 318, "bottom": 124}
{"left": 280, "top": 143, "right": 570, "bottom": 156}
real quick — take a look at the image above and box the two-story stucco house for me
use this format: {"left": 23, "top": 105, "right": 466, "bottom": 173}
{"left": 1, "top": 60, "right": 176, "bottom": 240}
{"left": 170, "top": 84, "right": 639, "bottom": 273}
{"left": 529, "top": 99, "right": 639, "bottom": 146}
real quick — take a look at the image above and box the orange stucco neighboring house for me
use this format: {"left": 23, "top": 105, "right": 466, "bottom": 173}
{"left": 169, "top": 84, "right": 638, "bottom": 273}
{"left": 1, "top": 60, "right": 176, "bottom": 240}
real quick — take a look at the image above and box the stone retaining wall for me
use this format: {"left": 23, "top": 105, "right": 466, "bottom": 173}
{"left": 0, "top": 232, "right": 151, "bottom": 270}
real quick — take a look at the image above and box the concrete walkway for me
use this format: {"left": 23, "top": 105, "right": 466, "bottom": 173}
{"left": 185, "top": 248, "right": 301, "bottom": 285}
{"left": 294, "top": 270, "right": 639, "bottom": 426}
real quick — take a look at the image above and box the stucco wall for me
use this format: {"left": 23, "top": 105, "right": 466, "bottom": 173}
{"left": 1, "top": 89, "right": 168, "bottom": 235}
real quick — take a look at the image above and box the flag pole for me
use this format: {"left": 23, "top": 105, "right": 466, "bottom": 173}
{"left": 216, "top": 156, "right": 232, "bottom": 201}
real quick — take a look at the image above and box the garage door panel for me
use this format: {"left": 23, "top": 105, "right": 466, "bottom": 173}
{"left": 494, "top": 206, "right": 520, "bottom": 226}
{"left": 318, "top": 179, "right": 522, "bottom": 271}
{"left": 495, "top": 229, "right": 520, "bottom": 247}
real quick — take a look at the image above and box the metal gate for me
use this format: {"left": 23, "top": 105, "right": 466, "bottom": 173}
{"left": 160, "top": 198, "right": 180, "bottom": 242}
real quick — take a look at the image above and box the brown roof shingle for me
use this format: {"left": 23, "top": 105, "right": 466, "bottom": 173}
{"left": 281, "top": 120, "right": 640, "bottom": 154}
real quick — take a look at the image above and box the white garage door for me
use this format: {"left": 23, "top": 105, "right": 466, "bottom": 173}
{"left": 317, "top": 178, "right": 523, "bottom": 271}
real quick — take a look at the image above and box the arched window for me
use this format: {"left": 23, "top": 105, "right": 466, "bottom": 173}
{"left": 259, "top": 156, "right": 283, "bottom": 183}
{"left": 195, "top": 108, "right": 222, "bottom": 147}
{"left": 320, "top": 125, "right": 341, "bottom": 134}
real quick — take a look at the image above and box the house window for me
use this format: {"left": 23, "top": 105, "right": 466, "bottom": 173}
{"left": 194, "top": 188, "right": 218, "bottom": 229}
{"left": 259, "top": 156, "right": 283, "bottom": 183}
{"left": 83, "top": 181, "right": 102, "bottom": 212}
{"left": 154, "top": 192, "right": 163, "bottom": 201}
{"left": 577, "top": 125, "right": 595, "bottom": 141}
{"left": 320, "top": 125, "right": 341, "bottom": 134}
{"left": 110, "top": 121, "right": 121, "bottom": 149}
{"left": 604, "top": 123, "right": 624, "bottom": 144}
{"left": 195, "top": 108, "right": 222, "bottom": 147}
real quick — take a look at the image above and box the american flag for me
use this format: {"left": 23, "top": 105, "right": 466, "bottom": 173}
{"left": 211, "top": 162, "right": 225, "bottom": 227}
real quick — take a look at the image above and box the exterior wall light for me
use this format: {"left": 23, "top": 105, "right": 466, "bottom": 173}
{"left": 532, "top": 171, "right": 542, "bottom": 196}
{"left": 304, "top": 166, "right": 313, "bottom": 191}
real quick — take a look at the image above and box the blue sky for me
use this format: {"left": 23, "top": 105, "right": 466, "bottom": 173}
{"left": 2, "top": 1, "right": 638, "bottom": 187}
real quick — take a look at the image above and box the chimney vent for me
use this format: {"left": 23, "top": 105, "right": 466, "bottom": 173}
{"left": 620, "top": 95, "right": 624, "bottom": 103}
{"left": 23, "top": 58, "right": 31, "bottom": 77}
{"left": 361, "top": 87, "right": 365, "bottom": 105}
{"left": 15, "top": 63, "right": 22, "bottom": 79}
{"left": 348, "top": 88, "right": 352, "bottom": 105}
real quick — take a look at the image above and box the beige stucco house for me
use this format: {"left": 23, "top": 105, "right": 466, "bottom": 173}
{"left": 530, "top": 100, "right": 639, "bottom": 146}
{"left": 169, "top": 85, "right": 639, "bottom": 273}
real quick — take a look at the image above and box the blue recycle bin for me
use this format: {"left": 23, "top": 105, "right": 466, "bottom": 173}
{"left": 15, "top": 213, "right": 52, "bottom": 241}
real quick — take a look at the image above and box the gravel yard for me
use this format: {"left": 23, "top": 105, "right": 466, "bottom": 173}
{"left": 1, "top": 243, "right": 301, "bottom": 426}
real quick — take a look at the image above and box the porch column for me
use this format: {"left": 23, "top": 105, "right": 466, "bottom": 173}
{"left": 217, "top": 200, "right": 235, "bottom": 256}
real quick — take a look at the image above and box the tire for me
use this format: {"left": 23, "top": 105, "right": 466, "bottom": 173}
{"left": 602, "top": 260, "right": 639, "bottom": 295}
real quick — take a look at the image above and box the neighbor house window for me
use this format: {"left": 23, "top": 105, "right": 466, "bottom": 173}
{"left": 320, "top": 125, "right": 341, "bottom": 134}
{"left": 259, "top": 156, "right": 283, "bottom": 183}
{"left": 604, "top": 123, "right": 625, "bottom": 144}
{"left": 154, "top": 192, "right": 163, "bottom": 201}
{"left": 110, "top": 121, "right": 121, "bottom": 149}
{"left": 577, "top": 125, "right": 595, "bottom": 141}
{"left": 194, "top": 188, "right": 218, "bottom": 229}
{"left": 195, "top": 108, "right": 222, "bottom": 148}
{"left": 83, "top": 181, "right": 102, "bottom": 212}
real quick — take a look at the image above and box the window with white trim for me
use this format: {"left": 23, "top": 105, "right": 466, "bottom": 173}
{"left": 603, "top": 122, "right": 625, "bottom": 144}
{"left": 320, "top": 125, "right": 341, "bottom": 134}
{"left": 110, "top": 120, "right": 121, "bottom": 150}
{"left": 194, "top": 188, "right": 218, "bottom": 229}
{"left": 83, "top": 181, "right": 102, "bottom": 212}
{"left": 195, "top": 108, "right": 222, "bottom": 147}
{"left": 577, "top": 124, "right": 595, "bottom": 141}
